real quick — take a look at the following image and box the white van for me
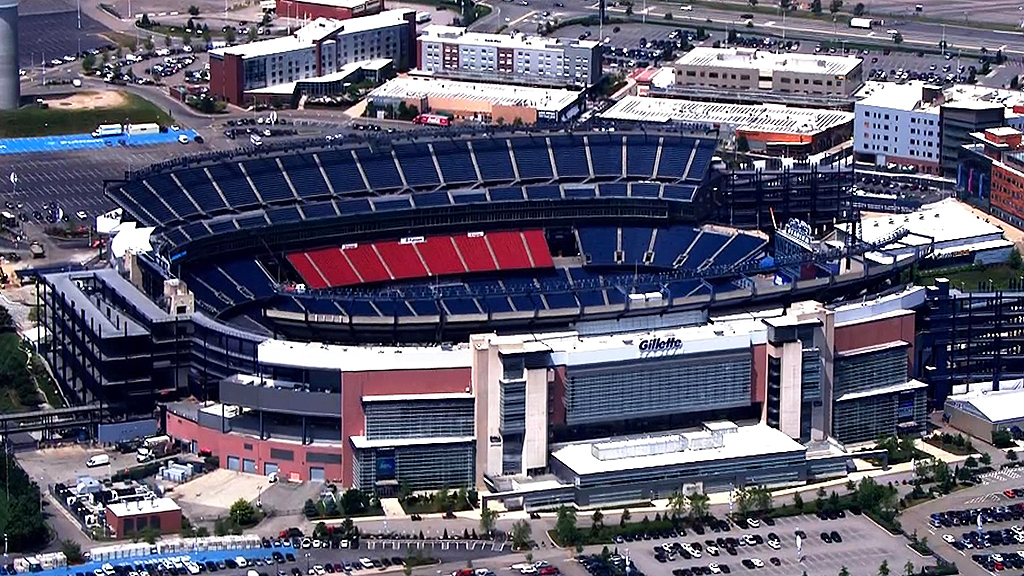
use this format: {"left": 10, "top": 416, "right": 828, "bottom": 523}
{"left": 86, "top": 454, "right": 109, "bottom": 467}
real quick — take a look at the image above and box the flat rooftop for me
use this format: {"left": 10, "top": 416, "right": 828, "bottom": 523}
{"left": 257, "top": 338, "right": 473, "bottom": 372}
{"left": 551, "top": 423, "right": 806, "bottom": 476}
{"left": 368, "top": 76, "right": 583, "bottom": 112}
{"left": 211, "top": 10, "right": 411, "bottom": 59}
{"left": 418, "top": 25, "right": 599, "bottom": 51}
{"left": 246, "top": 59, "right": 391, "bottom": 95}
{"left": 602, "top": 95, "right": 853, "bottom": 136}
{"left": 675, "top": 47, "right": 861, "bottom": 76}
{"left": 946, "top": 384, "right": 1024, "bottom": 424}
{"left": 854, "top": 80, "right": 1024, "bottom": 115}
{"left": 107, "top": 498, "right": 181, "bottom": 517}
{"left": 838, "top": 198, "right": 1005, "bottom": 246}
{"left": 288, "top": 0, "right": 377, "bottom": 8}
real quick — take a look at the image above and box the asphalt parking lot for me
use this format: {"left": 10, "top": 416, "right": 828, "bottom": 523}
{"left": 19, "top": 0, "right": 112, "bottom": 68}
{"left": 624, "top": 514, "right": 930, "bottom": 576}
{"left": 17, "top": 445, "right": 141, "bottom": 488}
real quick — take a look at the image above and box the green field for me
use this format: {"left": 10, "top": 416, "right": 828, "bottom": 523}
{"left": 918, "top": 264, "right": 1024, "bottom": 292}
{"left": 0, "top": 92, "right": 173, "bottom": 138}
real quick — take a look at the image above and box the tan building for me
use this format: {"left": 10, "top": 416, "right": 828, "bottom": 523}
{"left": 673, "top": 47, "right": 863, "bottom": 97}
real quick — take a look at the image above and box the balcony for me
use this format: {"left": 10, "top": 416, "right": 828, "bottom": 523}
{"left": 219, "top": 374, "right": 341, "bottom": 418}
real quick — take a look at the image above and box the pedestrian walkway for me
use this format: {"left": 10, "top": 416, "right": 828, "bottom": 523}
{"left": 380, "top": 498, "right": 406, "bottom": 518}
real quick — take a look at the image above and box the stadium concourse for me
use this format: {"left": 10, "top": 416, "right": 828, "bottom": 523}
{"left": 37, "top": 127, "right": 935, "bottom": 507}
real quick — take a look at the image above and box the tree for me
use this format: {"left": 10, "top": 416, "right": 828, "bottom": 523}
{"left": 225, "top": 26, "right": 236, "bottom": 44}
{"left": 554, "top": 506, "right": 578, "bottom": 546}
{"left": 668, "top": 491, "right": 688, "bottom": 517}
{"left": 188, "top": 4, "right": 200, "bottom": 15}
{"left": 879, "top": 560, "right": 890, "bottom": 576}
{"left": 183, "top": 34, "right": 193, "bottom": 49}
{"left": 82, "top": 52, "right": 96, "bottom": 72}
{"left": 966, "top": 456, "right": 979, "bottom": 469}
{"left": 853, "top": 2, "right": 865, "bottom": 14}
{"left": 248, "top": 26, "right": 257, "bottom": 42}
{"left": 793, "top": 492, "right": 804, "bottom": 511}
{"left": 749, "top": 0, "right": 758, "bottom": 6}
{"left": 829, "top": 0, "right": 842, "bottom": 13}
{"left": 993, "top": 429, "right": 1014, "bottom": 447}
{"left": 620, "top": 508, "right": 631, "bottom": 527}
{"left": 342, "top": 489, "right": 369, "bottom": 515}
{"left": 893, "top": 31, "right": 903, "bottom": 44}
{"left": 624, "top": 4, "right": 633, "bottom": 15}
{"left": 144, "top": 35, "right": 154, "bottom": 51}
{"left": 904, "top": 561, "right": 914, "bottom": 576}
{"left": 1008, "top": 449, "right": 1018, "bottom": 461}
{"left": 61, "top": 540, "right": 83, "bottom": 564}
{"left": 1010, "top": 247, "right": 1022, "bottom": 270}
{"left": 164, "top": 34, "right": 172, "bottom": 47}
{"left": 815, "top": 486, "right": 827, "bottom": 511}
{"left": 688, "top": 492, "right": 710, "bottom": 519}
{"left": 839, "top": 567, "right": 850, "bottom": 576}
{"left": 511, "top": 519, "right": 532, "bottom": 550}
{"left": 663, "top": 11, "right": 673, "bottom": 19}
{"left": 140, "top": 13, "right": 151, "bottom": 27}
{"left": 591, "top": 510, "right": 604, "bottom": 533}
{"left": 810, "top": 0, "right": 822, "bottom": 14}
{"left": 480, "top": 506, "right": 498, "bottom": 535}
{"left": 313, "top": 522, "right": 328, "bottom": 538}
{"left": 186, "top": 17, "right": 195, "bottom": 30}
{"left": 202, "top": 25, "right": 212, "bottom": 44}
{"left": 980, "top": 452, "right": 993, "bottom": 466}
{"left": 229, "top": 498, "right": 257, "bottom": 526}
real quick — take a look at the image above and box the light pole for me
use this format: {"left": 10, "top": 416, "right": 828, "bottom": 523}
{"left": 304, "top": 553, "right": 310, "bottom": 573}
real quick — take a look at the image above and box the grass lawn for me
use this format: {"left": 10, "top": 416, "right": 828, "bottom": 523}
{"left": 918, "top": 264, "right": 1024, "bottom": 292}
{"left": 0, "top": 92, "right": 173, "bottom": 138}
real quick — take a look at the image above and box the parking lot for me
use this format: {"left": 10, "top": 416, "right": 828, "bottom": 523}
{"left": 17, "top": 445, "right": 141, "bottom": 489}
{"left": 623, "top": 514, "right": 929, "bottom": 576}
{"left": 19, "top": 0, "right": 112, "bottom": 68}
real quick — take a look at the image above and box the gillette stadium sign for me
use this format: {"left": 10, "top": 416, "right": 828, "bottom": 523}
{"left": 638, "top": 337, "right": 683, "bottom": 352}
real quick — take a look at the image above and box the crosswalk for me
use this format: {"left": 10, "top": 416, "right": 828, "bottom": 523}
{"left": 964, "top": 493, "right": 1003, "bottom": 505}
{"left": 976, "top": 469, "right": 1023, "bottom": 486}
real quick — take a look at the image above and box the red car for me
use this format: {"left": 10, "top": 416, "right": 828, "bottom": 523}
{"left": 539, "top": 568, "right": 559, "bottom": 576}
{"left": 1005, "top": 490, "right": 1017, "bottom": 498}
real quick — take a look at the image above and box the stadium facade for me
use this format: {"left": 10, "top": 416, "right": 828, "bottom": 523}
{"left": 37, "top": 129, "right": 942, "bottom": 505}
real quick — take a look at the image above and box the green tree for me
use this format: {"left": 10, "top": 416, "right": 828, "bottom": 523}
{"left": 60, "top": 540, "right": 83, "bottom": 564}
{"left": 893, "top": 31, "right": 904, "bottom": 44}
{"left": 164, "top": 34, "right": 172, "bottom": 47}
{"left": 853, "top": 2, "right": 865, "bottom": 14}
{"left": 225, "top": 27, "right": 236, "bottom": 44}
{"left": 143, "top": 35, "right": 154, "bottom": 51}
{"left": 668, "top": 491, "right": 688, "bottom": 517}
{"left": 793, "top": 492, "right": 804, "bottom": 511}
{"left": 839, "top": 567, "right": 850, "bottom": 576}
{"left": 980, "top": 452, "right": 992, "bottom": 466}
{"left": 480, "top": 506, "right": 498, "bottom": 535}
{"left": 904, "top": 561, "right": 914, "bottom": 576}
{"left": 688, "top": 492, "right": 710, "bottom": 518}
{"left": 82, "top": 52, "right": 96, "bottom": 72}
{"left": 555, "top": 505, "right": 578, "bottom": 546}
{"left": 1008, "top": 449, "right": 1018, "bottom": 461}
{"left": 188, "top": 4, "right": 200, "bottom": 14}
{"left": 829, "top": 0, "right": 842, "bottom": 12}
{"left": 966, "top": 456, "right": 979, "bottom": 469}
{"left": 620, "top": 508, "right": 631, "bottom": 526}
{"left": 511, "top": 519, "right": 532, "bottom": 550}
{"left": 879, "top": 560, "right": 890, "bottom": 576}
{"left": 248, "top": 27, "right": 258, "bottom": 42}
{"left": 1010, "top": 247, "right": 1022, "bottom": 270}
{"left": 663, "top": 11, "right": 673, "bottom": 19}
{"left": 810, "top": 0, "right": 822, "bottom": 13}
{"left": 229, "top": 498, "right": 256, "bottom": 526}
{"left": 342, "top": 489, "right": 369, "bottom": 514}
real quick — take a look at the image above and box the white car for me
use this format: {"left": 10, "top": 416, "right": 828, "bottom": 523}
{"left": 992, "top": 554, "right": 1004, "bottom": 563}
{"left": 236, "top": 557, "right": 248, "bottom": 568}
{"left": 706, "top": 545, "right": 720, "bottom": 556}
{"left": 170, "top": 124, "right": 181, "bottom": 131}
{"left": 751, "top": 559, "right": 765, "bottom": 569}
{"left": 942, "top": 534, "right": 956, "bottom": 544}
{"left": 709, "top": 564, "right": 721, "bottom": 575}
{"left": 767, "top": 540, "right": 781, "bottom": 550}
{"left": 313, "top": 566, "right": 325, "bottom": 576}
{"left": 178, "top": 134, "right": 190, "bottom": 144}
{"left": 747, "top": 518, "right": 761, "bottom": 528}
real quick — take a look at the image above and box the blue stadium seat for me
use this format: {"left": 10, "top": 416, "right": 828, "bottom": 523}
{"left": 274, "top": 298, "right": 306, "bottom": 314}
{"left": 317, "top": 149, "right": 368, "bottom": 194}
{"left": 302, "top": 201, "right": 338, "bottom": 220}
{"left": 373, "top": 196, "right": 414, "bottom": 212}
{"left": 652, "top": 226, "right": 698, "bottom": 267}
{"left": 510, "top": 294, "right": 542, "bottom": 312}
{"left": 304, "top": 298, "right": 345, "bottom": 315}
{"left": 208, "top": 219, "right": 238, "bottom": 234}
{"left": 267, "top": 206, "right": 303, "bottom": 224}
{"left": 280, "top": 154, "right": 330, "bottom": 199}
{"left": 657, "top": 138, "right": 695, "bottom": 179}
{"left": 336, "top": 198, "right": 372, "bottom": 215}
{"left": 195, "top": 267, "right": 247, "bottom": 304}
{"left": 566, "top": 266, "right": 599, "bottom": 284}
{"left": 481, "top": 295, "right": 513, "bottom": 313}
{"left": 526, "top": 185, "right": 561, "bottom": 200}
{"left": 605, "top": 288, "right": 626, "bottom": 304}
{"left": 182, "top": 222, "right": 211, "bottom": 241}
{"left": 408, "top": 299, "right": 439, "bottom": 316}
{"left": 175, "top": 168, "right": 227, "bottom": 213}
{"left": 124, "top": 181, "right": 176, "bottom": 224}
{"left": 510, "top": 137, "right": 553, "bottom": 180}
{"left": 667, "top": 279, "right": 701, "bottom": 298}
{"left": 433, "top": 140, "right": 479, "bottom": 184}
{"left": 631, "top": 183, "right": 661, "bottom": 198}
{"left": 687, "top": 139, "right": 716, "bottom": 180}
{"left": 452, "top": 191, "right": 488, "bottom": 204}
{"left": 598, "top": 183, "right": 628, "bottom": 197}
{"left": 394, "top": 143, "right": 441, "bottom": 188}
{"left": 578, "top": 227, "right": 618, "bottom": 266}
{"left": 242, "top": 158, "right": 294, "bottom": 203}
{"left": 341, "top": 299, "right": 380, "bottom": 317}
{"left": 663, "top": 185, "right": 698, "bottom": 201}
{"left": 355, "top": 148, "right": 403, "bottom": 190}
{"left": 163, "top": 228, "right": 188, "bottom": 247}
{"left": 185, "top": 277, "right": 228, "bottom": 314}
{"left": 147, "top": 174, "right": 200, "bottom": 219}
{"left": 472, "top": 139, "right": 516, "bottom": 182}
{"left": 625, "top": 136, "right": 658, "bottom": 178}
{"left": 545, "top": 291, "right": 578, "bottom": 310}
{"left": 373, "top": 299, "right": 414, "bottom": 316}
{"left": 208, "top": 163, "right": 259, "bottom": 209}
{"left": 443, "top": 298, "right": 480, "bottom": 315}
{"left": 489, "top": 187, "right": 525, "bottom": 202}
{"left": 221, "top": 259, "right": 275, "bottom": 299}
{"left": 621, "top": 227, "right": 654, "bottom": 265}
{"left": 551, "top": 135, "right": 589, "bottom": 178}
{"left": 577, "top": 290, "right": 605, "bottom": 307}
{"left": 413, "top": 191, "right": 452, "bottom": 208}
{"left": 236, "top": 213, "right": 269, "bottom": 230}
{"left": 564, "top": 186, "right": 596, "bottom": 198}
{"left": 710, "top": 234, "right": 765, "bottom": 267}
{"left": 589, "top": 134, "right": 623, "bottom": 177}
{"left": 681, "top": 231, "right": 730, "bottom": 269}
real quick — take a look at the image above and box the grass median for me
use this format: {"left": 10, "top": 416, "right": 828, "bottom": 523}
{"left": 0, "top": 91, "right": 173, "bottom": 138}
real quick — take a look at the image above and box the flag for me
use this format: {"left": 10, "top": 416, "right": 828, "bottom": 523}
{"left": 977, "top": 513, "right": 983, "bottom": 532}
{"left": 8, "top": 172, "right": 15, "bottom": 185}
{"left": 796, "top": 534, "right": 802, "bottom": 556}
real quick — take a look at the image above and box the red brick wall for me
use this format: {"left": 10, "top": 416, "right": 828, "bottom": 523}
{"left": 275, "top": 0, "right": 354, "bottom": 19}
{"left": 834, "top": 313, "right": 916, "bottom": 372}
{"left": 105, "top": 508, "right": 182, "bottom": 538}
{"left": 209, "top": 53, "right": 244, "bottom": 106}
{"left": 992, "top": 162, "right": 1024, "bottom": 225}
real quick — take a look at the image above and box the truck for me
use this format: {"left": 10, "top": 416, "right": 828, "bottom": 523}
{"left": 413, "top": 113, "right": 451, "bottom": 127}
{"left": 127, "top": 122, "right": 160, "bottom": 135}
{"left": 849, "top": 17, "right": 874, "bottom": 29}
{"left": 29, "top": 242, "right": 45, "bottom": 259}
{"left": 415, "top": 11, "right": 431, "bottom": 23}
{"left": 91, "top": 123, "right": 124, "bottom": 138}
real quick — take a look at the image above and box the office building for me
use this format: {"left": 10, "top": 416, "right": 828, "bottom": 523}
{"left": 672, "top": 47, "right": 863, "bottom": 97}
{"left": 416, "top": 26, "right": 602, "bottom": 87}
{"left": 209, "top": 9, "right": 416, "bottom": 105}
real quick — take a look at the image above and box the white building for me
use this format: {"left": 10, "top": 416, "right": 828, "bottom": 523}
{"left": 210, "top": 9, "right": 415, "bottom": 105}
{"left": 672, "top": 47, "right": 863, "bottom": 97}
{"left": 853, "top": 81, "right": 1024, "bottom": 175}
{"left": 415, "top": 26, "right": 602, "bottom": 87}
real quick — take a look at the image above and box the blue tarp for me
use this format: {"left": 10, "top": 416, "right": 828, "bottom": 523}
{"left": 0, "top": 131, "right": 199, "bottom": 155}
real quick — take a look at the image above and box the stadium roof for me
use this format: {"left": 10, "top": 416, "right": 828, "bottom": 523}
{"left": 210, "top": 10, "right": 411, "bottom": 59}
{"left": 601, "top": 96, "right": 853, "bottom": 136}
{"left": 368, "top": 76, "right": 583, "bottom": 112}
{"left": 946, "top": 386, "right": 1024, "bottom": 424}
{"left": 674, "top": 47, "right": 861, "bottom": 76}
{"left": 550, "top": 423, "right": 805, "bottom": 476}
{"left": 258, "top": 339, "right": 472, "bottom": 371}
{"left": 418, "top": 25, "right": 599, "bottom": 51}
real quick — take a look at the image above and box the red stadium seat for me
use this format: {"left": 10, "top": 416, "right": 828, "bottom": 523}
{"left": 417, "top": 236, "right": 466, "bottom": 276}
{"left": 286, "top": 253, "right": 329, "bottom": 289}
{"left": 454, "top": 234, "right": 498, "bottom": 272}
{"left": 376, "top": 241, "right": 428, "bottom": 279}
{"left": 487, "top": 231, "right": 532, "bottom": 269}
{"left": 305, "top": 248, "right": 361, "bottom": 287}
{"left": 523, "top": 230, "right": 554, "bottom": 267}
{"left": 345, "top": 245, "right": 391, "bottom": 283}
